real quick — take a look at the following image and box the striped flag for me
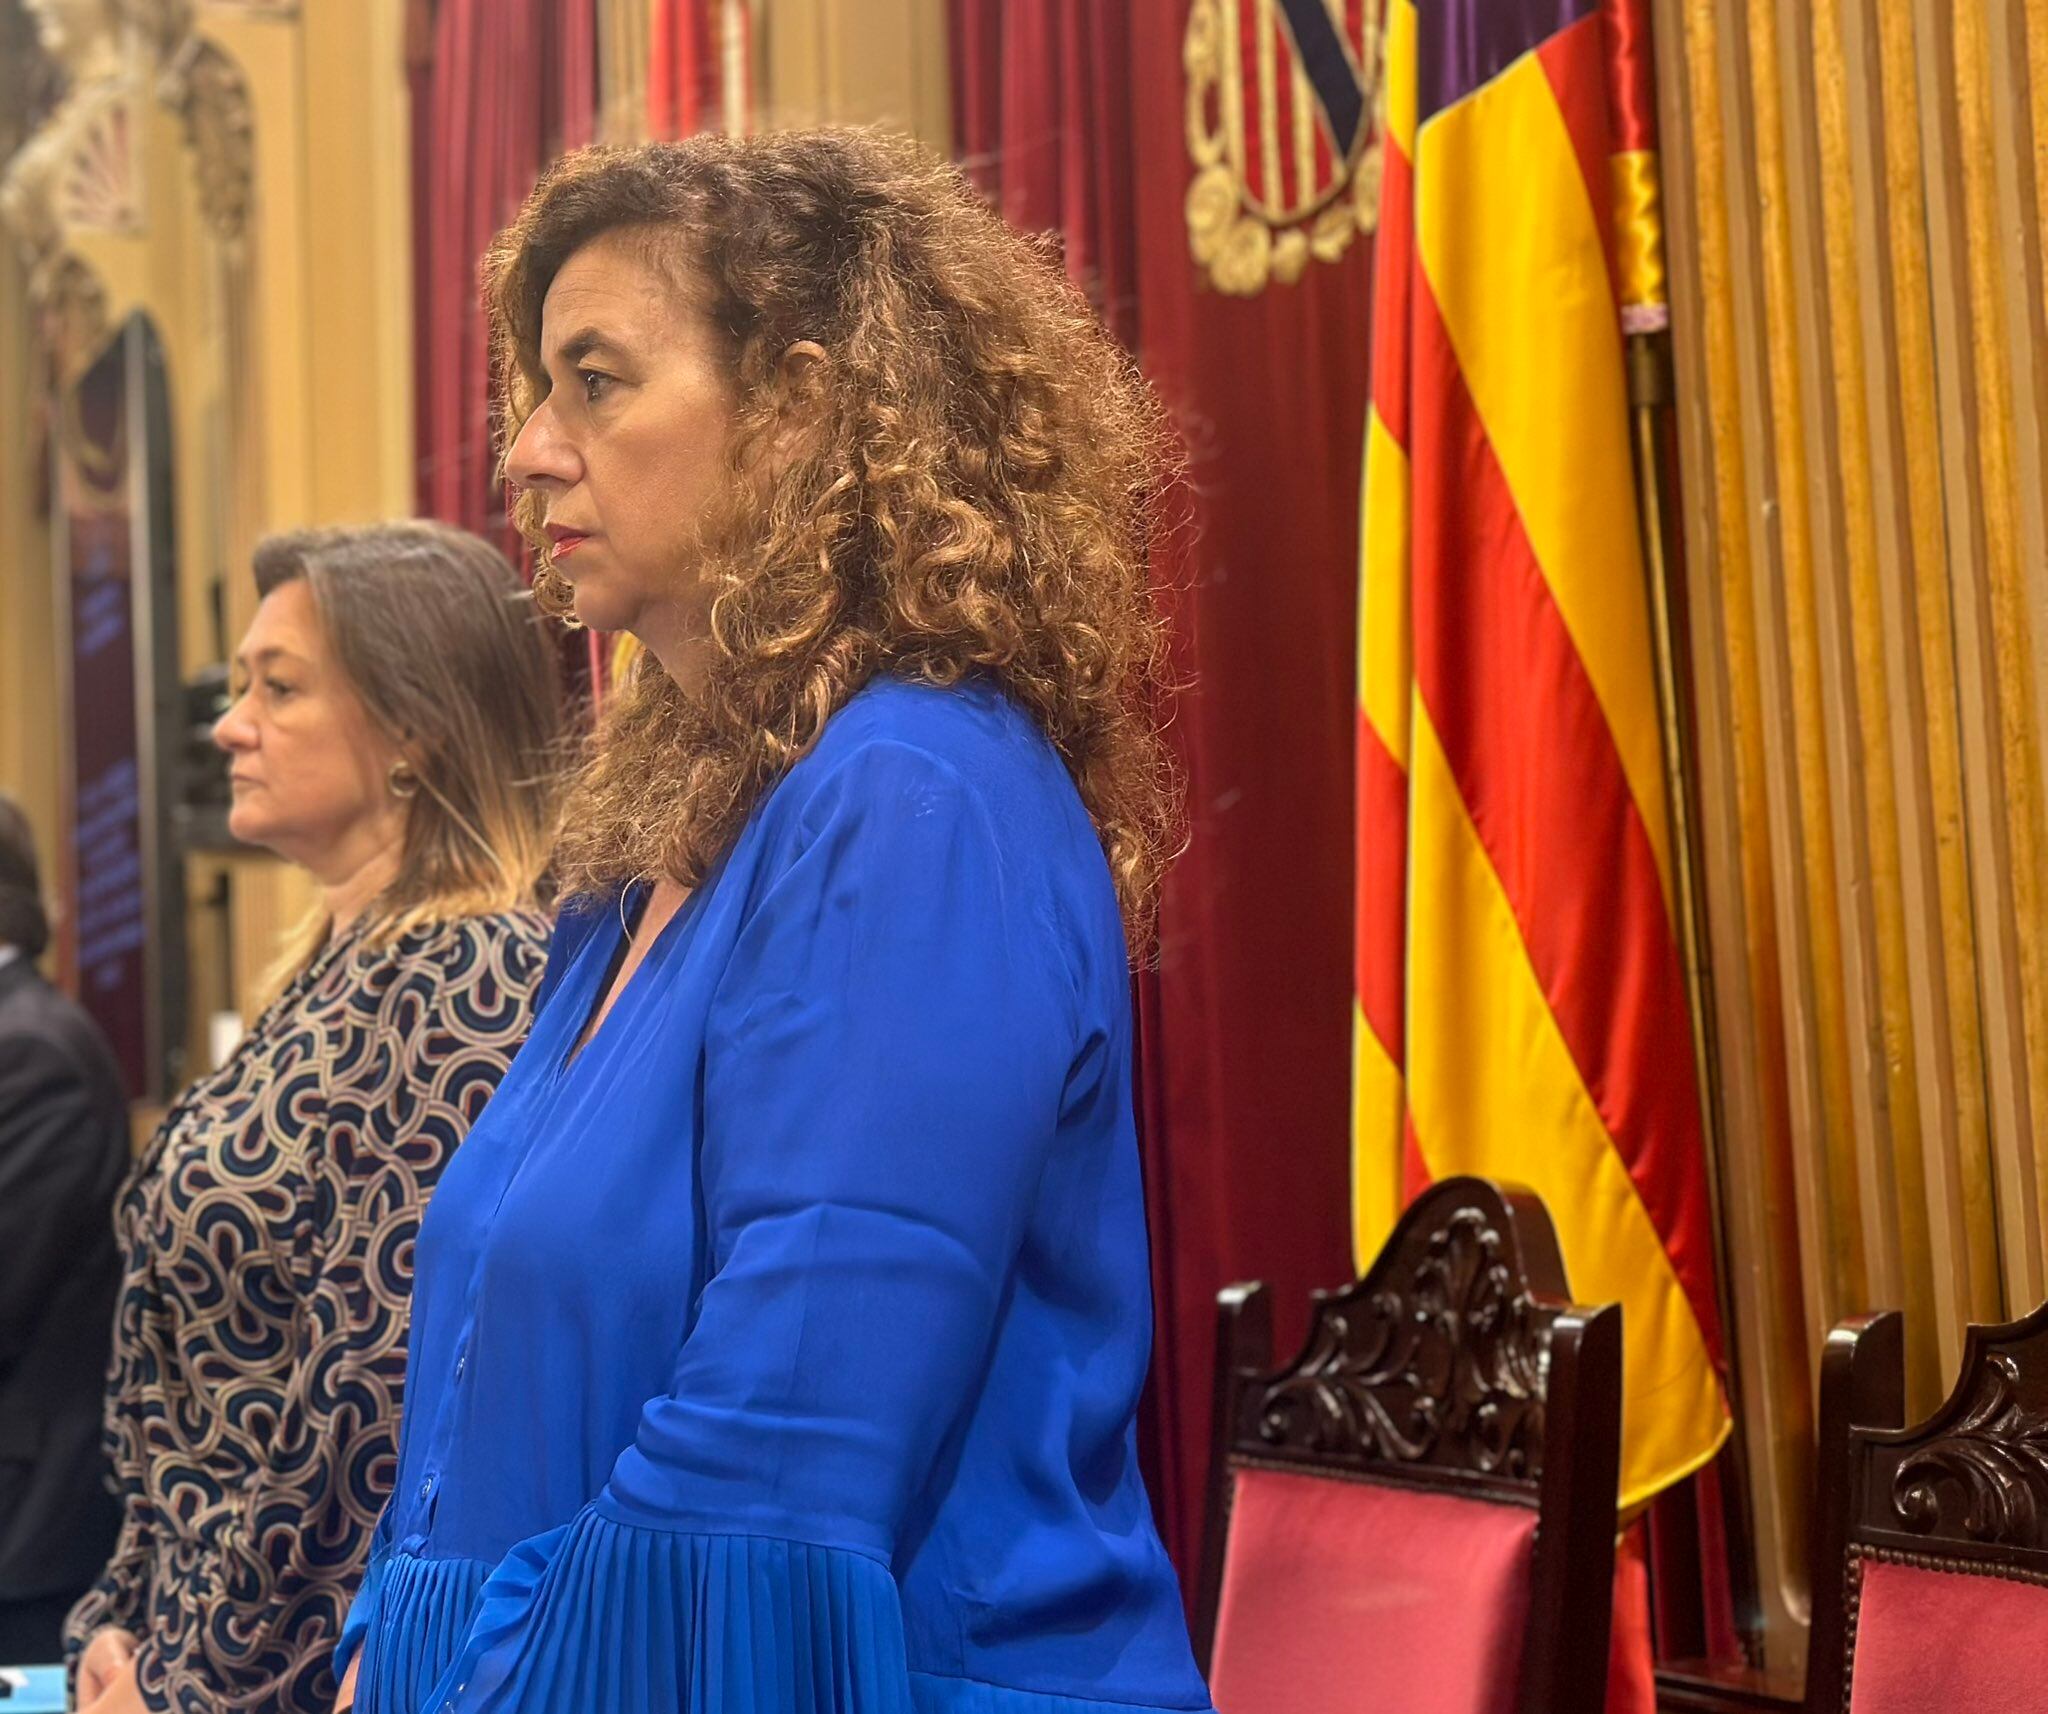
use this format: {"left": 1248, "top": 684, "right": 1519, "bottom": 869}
{"left": 1353, "top": 0, "right": 1728, "bottom": 1512}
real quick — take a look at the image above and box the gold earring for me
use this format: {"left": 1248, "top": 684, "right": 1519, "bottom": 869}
{"left": 388, "top": 760, "right": 420, "bottom": 799}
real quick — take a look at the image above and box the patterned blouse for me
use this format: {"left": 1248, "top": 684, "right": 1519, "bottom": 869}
{"left": 62, "top": 911, "right": 549, "bottom": 1714}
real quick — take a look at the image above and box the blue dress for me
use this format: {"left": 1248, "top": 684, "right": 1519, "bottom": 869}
{"left": 340, "top": 679, "right": 1214, "bottom": 1714}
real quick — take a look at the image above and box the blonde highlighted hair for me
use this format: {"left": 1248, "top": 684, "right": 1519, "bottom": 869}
{"left": 486, "top": 128, "right": 1183, "bottom": 959}
{"left": 251, "top": 521, "right": 563, "bottom": 973}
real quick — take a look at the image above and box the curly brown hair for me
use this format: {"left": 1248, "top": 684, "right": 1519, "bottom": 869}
{"left": 485, "top": 128, "right": 1182, "bottom": 958}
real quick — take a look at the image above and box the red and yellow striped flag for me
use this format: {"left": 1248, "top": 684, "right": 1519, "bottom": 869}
{"left": 1353, "top": 0, "right": 1728, "bottom": 1512}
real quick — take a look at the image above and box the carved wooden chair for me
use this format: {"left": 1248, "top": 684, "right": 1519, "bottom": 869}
{"left": 1195, "top": 1177, "right": 1622, "bottom": 1714}
{"left": 1807, "top": 1302, "right": 2048, "bottom": 1713}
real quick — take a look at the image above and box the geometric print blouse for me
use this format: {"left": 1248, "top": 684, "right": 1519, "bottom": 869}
{"left": 61, "top": 910, "right": 548, "bottom": 1714}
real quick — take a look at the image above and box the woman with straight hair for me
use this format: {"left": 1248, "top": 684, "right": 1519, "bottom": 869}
{"left": 66, "top": 522, "right": 563, "bottom": 1714}
{"left": 337, "top": 130, "right": 1212, "bottom": 1714}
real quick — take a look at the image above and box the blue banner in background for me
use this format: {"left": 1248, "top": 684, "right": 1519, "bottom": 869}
{"left": 59, "top": 327, "right": 146, "bottom": 1099}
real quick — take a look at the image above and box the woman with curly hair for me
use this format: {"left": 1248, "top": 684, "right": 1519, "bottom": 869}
{"left": 336, "top": 128, "right": 1211, "bottom": 1714}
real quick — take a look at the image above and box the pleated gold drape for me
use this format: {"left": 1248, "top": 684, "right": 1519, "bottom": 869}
{"left": 754, "top": 0, "right": 949, "bottom": 145}
{"left": 597, "top": 0, "right": 653, "bottom": 141}
{"left": 594, "top": 0, "right": 952, "bottom": 152}
{"left": 1653, "top": 0, "right": 2048, "bottom": 1672}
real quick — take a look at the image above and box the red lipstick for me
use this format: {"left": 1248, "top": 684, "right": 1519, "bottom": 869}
{"left": 544, "top": 524, "right": 591, "bottom": 560}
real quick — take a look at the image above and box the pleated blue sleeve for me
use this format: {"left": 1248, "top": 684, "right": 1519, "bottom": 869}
{"left": 428, "top": 739, "right": 1078, "bottom": 1714}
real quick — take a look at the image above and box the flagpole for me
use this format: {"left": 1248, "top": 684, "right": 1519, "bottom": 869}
{"left": 1605, "top": 2, "right": 1740, "bottom": 1410}
{"left": 1629, "top": 326, "right": 1777, "bottom": 1669}
{"left": 1626, "top": 332, "right": 1724, "bottom": 1239}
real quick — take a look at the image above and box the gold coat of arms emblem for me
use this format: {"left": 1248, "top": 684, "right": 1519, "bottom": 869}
{"left": 1185, "top": 0, "right": 1384, "bottom": 295}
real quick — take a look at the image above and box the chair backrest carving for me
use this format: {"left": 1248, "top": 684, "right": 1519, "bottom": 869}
{"left": 1809, "top": 1300, "right": 2048, "bottom": 1713}
{"left": 1197, "top": 1177, "right": 1621, "bottom": 1714}
{"left": 1235, "top": 1195, "right": 1556, "bottom": 1490}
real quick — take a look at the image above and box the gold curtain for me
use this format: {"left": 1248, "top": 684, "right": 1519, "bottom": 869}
{"left": 1653, "top": 0, "right": 2048, "bottom": 1674}
{"left": 754, "top": 0, "right": 950, "bottom": 150}
{"left": 597, "top": 0, "right": 652, "bottom": 143}
{"left": 589, "top": 0, "right": 952, "bottom": 190}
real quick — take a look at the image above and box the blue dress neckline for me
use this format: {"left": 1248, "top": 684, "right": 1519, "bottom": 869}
{"left": 551, "top": 878, "right": 702, "bottom": 1082}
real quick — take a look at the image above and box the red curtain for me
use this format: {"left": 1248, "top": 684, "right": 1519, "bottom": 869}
{"left": 950, "top": 0, "right": 1366, "bottom": 1603}
{"left": 409, "top": 0, "right": 597, "bottom": 541}
{"left": 408, "top": 0, "right": 601, "bottom": 691}
{"left": 1129, "top": 0, "right": 1366, "bottom": 1594}
{"left": 649, "top": 1, "right": 705, "bottom": 138}
{"left": 948, "top": 0, "right": 1137, "bottom": 349}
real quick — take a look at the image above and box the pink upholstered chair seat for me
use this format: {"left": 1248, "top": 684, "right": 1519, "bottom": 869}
{"left": 1847, "top": 1557, "right": 2048, "bottom": 1714}
{"left": 1207, "top": 1465, "right": 1537, "bottom": 1714}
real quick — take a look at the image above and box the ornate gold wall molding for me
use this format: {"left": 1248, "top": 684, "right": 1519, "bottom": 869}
{"left": 157, "top": 32, "right": 253, "bottom": 242}
{"left": 1, "top": 0, "right": 257, "bottom": 376}
{"left": 1, "top": 8, "right": 135, "bottom": 374}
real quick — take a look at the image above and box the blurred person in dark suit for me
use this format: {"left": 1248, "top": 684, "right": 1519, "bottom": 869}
{"left": 0, "top": 793, "right": 124, "bottom": 1665}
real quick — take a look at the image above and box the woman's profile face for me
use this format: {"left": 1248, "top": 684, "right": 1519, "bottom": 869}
{"left": 212, "top": 579, "right": 403, "bottom": 875}
{"left": 506, "top": 229, "right": 738, "bottom": 651}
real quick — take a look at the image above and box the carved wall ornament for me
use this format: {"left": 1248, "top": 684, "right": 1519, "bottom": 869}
{"left": 3, "top": 0, "right": 145, "bottom": 281}
{"left": 1, "top": 86, "right": 122, "bottom": 377}
{"left": 3, "top": 0, "right": 256, "bottom": 330}
{"left": 38, "top": 250, "right": 111, "bottom": 379}
{"left": 157, "top": 34, "right": 251, "bottom": 241}
{"left": 2, "top": 74, "right": 142, "bottom": 255}
{"left": 21, "top": 0, "right": 127, "bottom": 86}
{"left": 1, "top": 128, "right": 64, "bottom": 263}
{"left": 1891, "top": 1352, "right": 2048, "bottom": 1548}
{"left": 1246, "top": 1203, "right": 1551, "bottom": 1481}
{"left": 126, "top": 0, "right": 195, "bottom": 68}
{"left": 55, "top": 84, "right": 141, "bottom": 233}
